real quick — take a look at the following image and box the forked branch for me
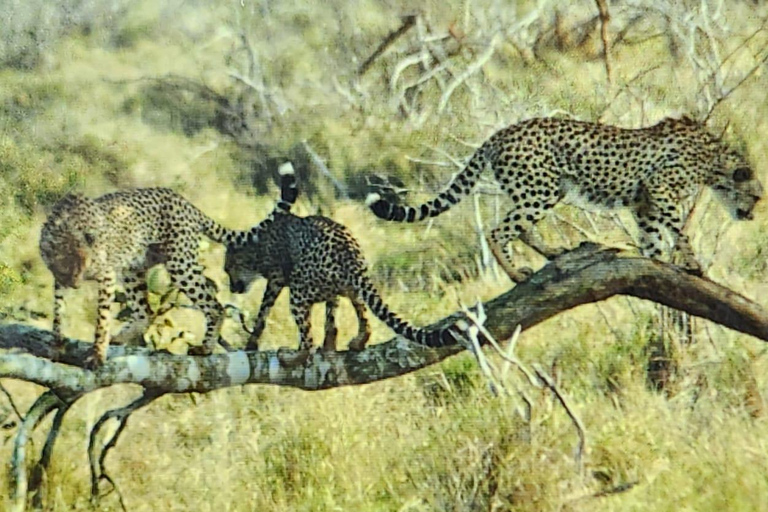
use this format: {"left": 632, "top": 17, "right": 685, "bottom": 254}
{"left": 2, "top": 243, "right": 768, "bottom": 396}
{"left": 3, "top": 243, "right": 768, "bottom": 509}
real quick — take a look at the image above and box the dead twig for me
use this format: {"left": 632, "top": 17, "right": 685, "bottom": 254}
{"left": 0, "top": 381, "right": 22, "bottom": 421}
{"left": 29, "top": 400, "right": 75, "bottom": 510}
{"left": 437, "top": 33, "right": 501, "bottom": 113}
{"left": 595, "top": 0, "right": 612, "bottom": 84}
{"left": 533, "top": 363, "right": 586, "bottom": 472}
{"left": 301, "top": 141, "right": 349, "bottom": 199}
{"left": 358, "top": 14, "right": 419, "bottom": 76}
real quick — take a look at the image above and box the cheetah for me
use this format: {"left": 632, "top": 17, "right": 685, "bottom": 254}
{"left": 39, "top": 164, "right": 298, "bottom": 366}
{"left": 224, "top": 210, "right": 458, "bottom": 354}
{"left": 367, "top": 116, "right": 763, "bottom": 282}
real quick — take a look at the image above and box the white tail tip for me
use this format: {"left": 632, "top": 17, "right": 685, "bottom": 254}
{"left": 365, "top": 193, "right": 382, "bottom": 206}
{"left": 278, "top": 162, "right": 295, "bottom": 176}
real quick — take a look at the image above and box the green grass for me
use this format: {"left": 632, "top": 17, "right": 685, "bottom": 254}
{"left": 2, "top": 1, "right": 768, "bottom": 510}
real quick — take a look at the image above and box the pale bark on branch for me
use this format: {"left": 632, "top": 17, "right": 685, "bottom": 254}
{"left": 1, "top": 244, "right": 767, "bottom": 396}
{"left": 3, "top": 243, "right": 768, "bottom": 509}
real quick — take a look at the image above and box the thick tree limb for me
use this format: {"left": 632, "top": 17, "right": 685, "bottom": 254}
{"left": 3, "top": 243, "right": 768, "bottom": 510}
{"left": 1, "top": 244, "right": 767, "bottom": 397}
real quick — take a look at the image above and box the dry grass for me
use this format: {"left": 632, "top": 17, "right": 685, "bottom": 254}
{"left": 2, "top": 1, "right": 768, "bottom": 510}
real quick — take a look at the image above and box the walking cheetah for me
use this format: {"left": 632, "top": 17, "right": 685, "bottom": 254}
{"left": 367, "top": 116, "right": 763, "bottom": 282}
{"left": 224, "top": 211, "right": 458, "bottom": 353}
{"left": 39, "top": 164, "right": 298, "bottom": 366}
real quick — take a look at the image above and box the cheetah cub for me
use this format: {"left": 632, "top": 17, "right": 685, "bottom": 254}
{"left": 368, "top": 116, "right": 763, "bottom": 282}
{"left": 39, "top": 164, "right": 297, "bottom": 366}
{"left": 224, "top": 201, "right": 458, "bottom": 354}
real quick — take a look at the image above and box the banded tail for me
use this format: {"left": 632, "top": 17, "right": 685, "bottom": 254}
{"left": 355, "top": 274, "right": 458, "bottom": 348}
{"left": 366, "top": 147, "right": 488, "bottom": 222}
{"left": 204, "top": 162, "right": 299, "bottom": 247}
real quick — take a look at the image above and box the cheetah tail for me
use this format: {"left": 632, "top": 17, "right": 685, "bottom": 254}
{"left": 202, "top": 162, "right": 299, "bottom": 247}
{"left": 241, "top": 162, "right": 299, "bottom": 242}
{"left": 275, "top": 162, "right": 298, "bottom": 214}
{"left": 357, "top": 276, "right": 458, "bottom": 348}
{"left": 365, "top": 146, "right": 487, "bottom": 222}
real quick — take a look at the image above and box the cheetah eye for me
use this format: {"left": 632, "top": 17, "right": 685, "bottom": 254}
{"left": 84, "top": 232, "right": 96, "bottom": 246}
{"left": 733, "top": 167, "right": 752, "bottom": 183}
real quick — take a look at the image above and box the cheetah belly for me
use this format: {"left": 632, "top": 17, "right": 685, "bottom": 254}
{"left": 559, "top": 176, "right": 632, "bottom": 212}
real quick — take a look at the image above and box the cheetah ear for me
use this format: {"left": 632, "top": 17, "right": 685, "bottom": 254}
{"left": 49, "top": 192, "right": 87, "bottom": 214}
{"left": 679, "top": 115, "right": 697, "bottom": 125}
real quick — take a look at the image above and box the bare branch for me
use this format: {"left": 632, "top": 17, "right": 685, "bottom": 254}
{"left": 533, "top": 363, "right": 586, "bottom": 472}
{"left": 358, "top": 14, "right": 418, "bottom": 76}
{"left": 595, "top": 0, "right": 612, "bottom": 84}
{"left": 301, "top": 141, "right": 349, "bottom": 199}
{"left": 10, "top": 391, "right": 65, "bottom": 512}
{"left": 437, "top": 33, "right": 500, "bottom": 114}
{"left": 30, "top": 401, "right": 74, "bottom": 510}
{"left": 89, "top": 389, "right": 164, "bottom": 507}
{"left": 2, "top": 244, "right": 768, "bottom": 397}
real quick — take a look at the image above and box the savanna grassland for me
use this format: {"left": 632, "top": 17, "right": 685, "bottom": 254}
{"left": 2, "top": 1, "right": 768, "bottom": 510}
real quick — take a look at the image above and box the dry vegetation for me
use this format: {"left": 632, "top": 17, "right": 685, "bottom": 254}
{"left": 2, "top": 0, "right": 768, "bottom": 510}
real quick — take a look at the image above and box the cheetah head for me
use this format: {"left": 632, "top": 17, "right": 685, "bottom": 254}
{"left": 224, "top": 243, "right": 262, "bottom": 294}
{"left": 39, "top": 194, "right": 101, "bottom": 288}
{"left": 711, "top": 152, "right": 763, "bottom": 221}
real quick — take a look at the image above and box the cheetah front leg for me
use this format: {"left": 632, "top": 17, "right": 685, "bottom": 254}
{"left": 347, "top": 298, "right": 371, "bottom": 352}
{"left": 633, "top": 197, "right": 702, "bottom": 276}
{"left": 88, "top": 269, "right": 117, "bottom": 368}
{"left": 52, "top": 281, "right": 66, "bottom": 352}
{"left": 244, "top": 280, "right": 283, "bottom": 351}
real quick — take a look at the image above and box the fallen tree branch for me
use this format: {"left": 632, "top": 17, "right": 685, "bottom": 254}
{"left": 3, "top": 243, "right": 768, "bottom": 509}
{"left": 2, "top": 244, "right": 767, "bottom": 395}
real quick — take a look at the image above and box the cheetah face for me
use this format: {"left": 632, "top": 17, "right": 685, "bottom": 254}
{"left": 224, "top": 244, "right": 261, "bottom": 294}
{"left": 40, "top": 235, "right": 90, "bottom": 288}
{"left": 40, "top": 194, "right": 103, "bottom": 288}
{"left": 712, "top": 162, "right": 763, "bottom": 221}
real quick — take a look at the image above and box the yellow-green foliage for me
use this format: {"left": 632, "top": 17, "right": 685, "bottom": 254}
{"left": 2, "top": 1, "right": 768, "bottom": 510}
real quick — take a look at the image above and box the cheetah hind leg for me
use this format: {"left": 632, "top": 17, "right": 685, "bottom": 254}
{"left": 347, "top": 298, "right": 371, "bottom": 352}
{"left": 486, "top": 233, "right": 533, "bottom": 284}
{"left": 173, "top": 267, "right": 226, "bottom": 356}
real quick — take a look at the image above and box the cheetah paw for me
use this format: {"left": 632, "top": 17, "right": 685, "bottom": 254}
{"left": 277, "top": 346, "right": 314, "bottom": 367}
{"left": 83, "top": 351, "right": 105, "bottom": 370}
{"left": 682, "top": 264, "right": 704, "bottom": 277}
{"left": 510, "top": 266, "right": 534, "bottom": 284}
{"left": 187, "top": 345, "right": 213, "bottom": 357}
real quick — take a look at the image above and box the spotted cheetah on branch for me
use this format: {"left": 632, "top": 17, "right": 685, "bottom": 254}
{"left": 368, "top": 116, "right": 763, "bottom": 282}
{"left": 224, "top": 199, "right": 459, "bottom": 354}
{"left": 39, "top": 163, "right": 298, "bottom": 366}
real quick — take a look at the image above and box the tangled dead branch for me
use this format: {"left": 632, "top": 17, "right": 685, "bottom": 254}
{"left": 2, "top": 243, "right": 768, "bottom": 509}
